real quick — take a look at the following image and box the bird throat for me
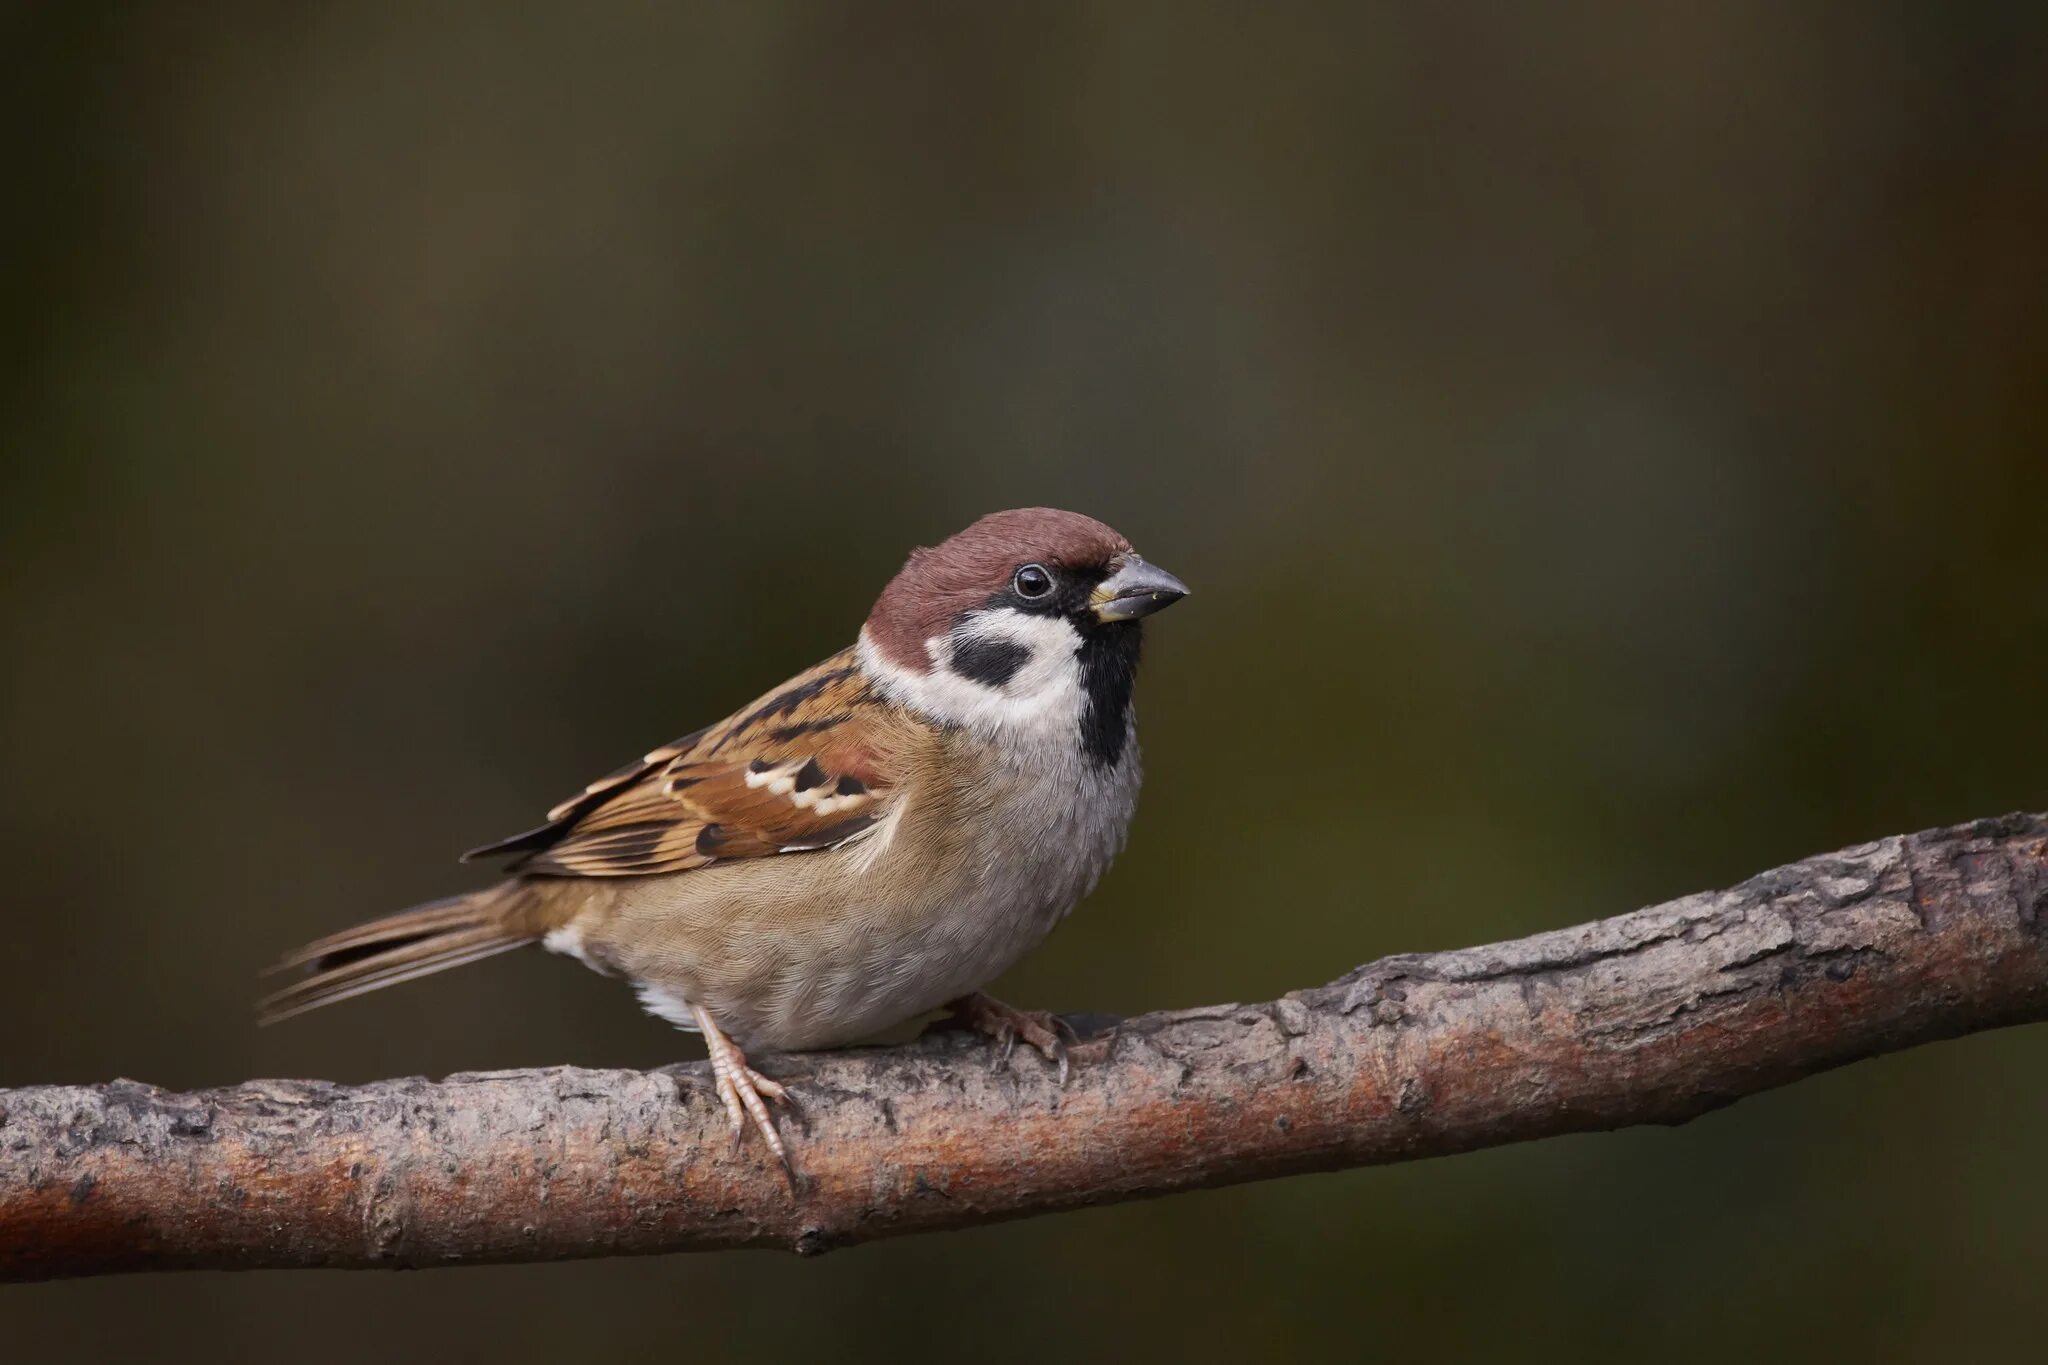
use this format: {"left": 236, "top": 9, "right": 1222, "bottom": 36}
{"left": 1077, "top": 623, "right": 1142, "bottom": 767}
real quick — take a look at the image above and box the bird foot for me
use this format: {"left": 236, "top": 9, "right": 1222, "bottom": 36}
{"left": 692, "top": 1004, "right": 798, "bottom": 1179}
{"left": 945, "top": 992, "right": 1074, "bottom": 1087}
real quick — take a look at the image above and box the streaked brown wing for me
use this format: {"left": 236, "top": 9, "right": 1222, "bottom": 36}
{"left": 462, "top": 647, "right": 893, "bottom": 877}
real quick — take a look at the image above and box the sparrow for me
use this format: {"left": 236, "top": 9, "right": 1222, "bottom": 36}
{"left": 261, "top": 508, "right": 1189, "bottom": 1168}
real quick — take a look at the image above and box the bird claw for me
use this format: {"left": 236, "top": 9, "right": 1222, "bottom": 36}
{"left": 693, "top": 1004, "right": 797, "bottom": 1180}
{"left": 947, "top": 993, "right": 1073, "bottom": 1089}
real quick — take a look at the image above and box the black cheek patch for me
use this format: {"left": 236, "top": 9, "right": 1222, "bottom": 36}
{"left": 949, "top": 637, "right": 1031, "bottom": 688}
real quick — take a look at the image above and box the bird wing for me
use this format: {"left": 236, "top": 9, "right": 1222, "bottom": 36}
{"left": 462, "top": 648, "right": 897, "bottom": 877}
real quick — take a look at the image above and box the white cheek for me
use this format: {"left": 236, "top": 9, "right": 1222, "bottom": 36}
{"left": 951, "top": 610, "right": 1082, "bottom": 694}
{"left": 857, "top": 615, "right": 1086, "bottom": 746}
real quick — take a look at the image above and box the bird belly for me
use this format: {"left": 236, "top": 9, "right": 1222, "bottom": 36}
{"left": 578, "top": 750, "right": 1139, "bottom": 1051}
{"left": 590, "top": 851, "right": 1069, "bottom": 1050}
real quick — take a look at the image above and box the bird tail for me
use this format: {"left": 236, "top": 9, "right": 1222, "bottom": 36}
{"left": 257, "top": 882, "right": 554, "bottom": 1025}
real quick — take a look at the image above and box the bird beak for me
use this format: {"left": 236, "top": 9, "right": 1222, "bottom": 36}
{"left": 1091, "top": 555, "right": 1190, "bottom": 623}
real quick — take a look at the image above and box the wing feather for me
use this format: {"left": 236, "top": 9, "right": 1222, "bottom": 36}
{"left": 463, "top": 649, "right": 895, "bottom": 878}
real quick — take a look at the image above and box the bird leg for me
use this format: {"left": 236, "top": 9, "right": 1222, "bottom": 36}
{"left": 690, "top": 1004, "right": 795, "bottom": 1173}
{"left": 944, "top": 992, "right": 1072, "bottom": 1087}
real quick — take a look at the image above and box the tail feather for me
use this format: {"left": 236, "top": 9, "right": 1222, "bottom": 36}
{"left": 264, "top": 893, "right": 506, "bottom": 974}
{"left": 258, "top": 885, "right": 545, "bottom": 1025}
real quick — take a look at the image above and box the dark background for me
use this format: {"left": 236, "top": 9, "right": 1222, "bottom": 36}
{"left": 6, "top": 4, "right": 2048, "bottom": 1360}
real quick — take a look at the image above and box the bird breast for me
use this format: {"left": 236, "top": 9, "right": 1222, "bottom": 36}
{"left": 582, "top": 718, "right": 1143, "bottom": 1051}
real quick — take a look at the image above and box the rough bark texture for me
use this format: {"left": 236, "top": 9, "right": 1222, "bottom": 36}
{"left": 6, "top": 813, "right": 2048, "bottom": 1281}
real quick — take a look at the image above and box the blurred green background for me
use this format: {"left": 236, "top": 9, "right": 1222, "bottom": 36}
{"left": 6, "top": 3, "right": 2048, "bottom": 1360}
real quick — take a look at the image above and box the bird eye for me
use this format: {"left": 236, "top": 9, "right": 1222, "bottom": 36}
{"left": 1013, "top": 564, "right": 1053, "bottom": 599}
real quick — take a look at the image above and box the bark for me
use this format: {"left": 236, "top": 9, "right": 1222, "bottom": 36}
{"left": 6, "top": 812, "right": 2048, "bottom": 1281}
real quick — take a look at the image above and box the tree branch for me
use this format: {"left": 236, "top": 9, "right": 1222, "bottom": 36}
{"left": 7, "top": 813, "right": 2048, "bottom": 1281}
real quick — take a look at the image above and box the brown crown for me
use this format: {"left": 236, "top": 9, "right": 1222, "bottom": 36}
{"left": 864, "top": 508, "right": 1133, "bottom": 672}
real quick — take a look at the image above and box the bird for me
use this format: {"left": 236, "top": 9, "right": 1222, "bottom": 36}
{"left": 260, "top": 507, "right": 1189, "bottom": 1169}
